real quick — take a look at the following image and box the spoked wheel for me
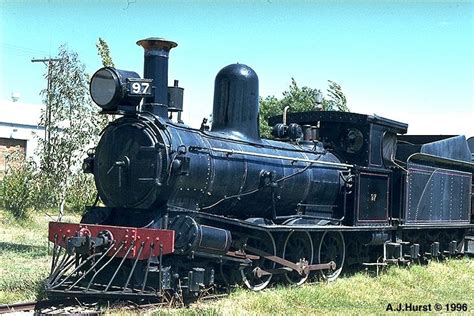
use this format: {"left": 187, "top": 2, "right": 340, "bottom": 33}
{"left": 318, "top": 231, "right": 345, "bottom": 282}
{"left": 282, "top": 231, "right": 313, "bottom": 285}
{"left": 240, "top": 231, "right": 276, "bottom": 291}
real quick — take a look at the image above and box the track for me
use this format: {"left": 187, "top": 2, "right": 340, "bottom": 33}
{"left": 0, "top": 291, "right": 229, "bottom": 314}
{"left": 0, "top": 299, "right": 102, "bottom": 315}
{"left": 0, "top": 301, "right": 37, "bottom": 314}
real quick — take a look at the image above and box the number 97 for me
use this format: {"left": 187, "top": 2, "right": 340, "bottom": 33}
{"left": 131, "top": 82, "right": 150, "bottom": 94}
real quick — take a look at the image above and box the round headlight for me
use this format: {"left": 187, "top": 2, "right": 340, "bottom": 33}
{"left": 90, "top": 67, "right": 143, "bottom": 111}
{"left": 90, "top": 68, "right": 122, "bottom": 110}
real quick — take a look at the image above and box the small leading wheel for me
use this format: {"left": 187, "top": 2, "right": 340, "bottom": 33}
{"left": 240, "top": 231, "right": 276, "bottom": 291}
{"left": 318, "top": 231, "right": 345, "bottom": 282}
{"left": 282, "top": 231, "right": 313, "bottom": 285}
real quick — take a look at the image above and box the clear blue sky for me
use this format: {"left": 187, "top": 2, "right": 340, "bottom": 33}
{"left": 1, "top": 1, "right": 473, "bottom": 136}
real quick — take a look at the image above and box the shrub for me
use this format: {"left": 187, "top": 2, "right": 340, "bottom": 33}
{"left": 65, "top": 172, "right": 97, "bottom": 214}
{"left": 0, "top": 150, "right": 37, "bottom": 219}
{"left": 30, "top": 172, "right": 60, "bottom": 212}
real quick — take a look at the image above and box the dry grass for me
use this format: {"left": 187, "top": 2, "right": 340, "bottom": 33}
{"left": 0, "top": 210, "right": 78, "bottom": 304}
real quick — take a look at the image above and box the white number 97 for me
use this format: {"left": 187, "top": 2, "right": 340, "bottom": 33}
{"left": 131, "top": 82, "right": 150, "bottom": 94}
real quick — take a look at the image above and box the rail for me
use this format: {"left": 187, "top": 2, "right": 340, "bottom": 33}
{"left": 0, "top": 301, "right": 37, "bottom": 314}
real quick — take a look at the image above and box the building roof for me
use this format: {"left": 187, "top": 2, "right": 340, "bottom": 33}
{"left": 0, "top": 99, "right": 44, "bottom": 127}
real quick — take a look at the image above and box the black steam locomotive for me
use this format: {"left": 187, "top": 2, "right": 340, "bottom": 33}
{"left": 46, "top": 38, "right": 474, "bottom": 301}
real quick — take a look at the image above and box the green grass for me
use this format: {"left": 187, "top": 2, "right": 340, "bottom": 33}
{"left": 0, "top": 212, "right": 473, "bottom": 315}
{"left": 157, "top": 259, "right": 474, "bottom": 315}
{"left": 0, "top": 210, "right": 78, "bottom": 304}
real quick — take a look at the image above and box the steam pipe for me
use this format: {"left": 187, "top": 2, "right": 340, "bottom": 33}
{"left": 136, "top": 37, "right": 177, "bottom": 117}
{"left": 283, "top": 106, "right": 290, "bottom": 125}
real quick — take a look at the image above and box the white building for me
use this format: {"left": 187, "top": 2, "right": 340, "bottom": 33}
{"left": 0, "top": 97, "right": 44, "bottom": 177}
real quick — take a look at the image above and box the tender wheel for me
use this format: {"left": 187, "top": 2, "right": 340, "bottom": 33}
{"left": 318, "top": 231, "right": 345, "bottom": 281}
{"left": 282, "top": 231, "right": 313, "bottom": 285}
{"left": 240, "top": 231, "right": 276, "bottom": 291}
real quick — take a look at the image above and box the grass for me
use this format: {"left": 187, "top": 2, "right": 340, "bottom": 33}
{"left": 0, "top": 211, "right": 473, "bottom": 315}
{"left": 157, "top": 259, "right": 474, "bottom": 315}
{"left": 0, "top": 210, "right": 78, "bottom": 304}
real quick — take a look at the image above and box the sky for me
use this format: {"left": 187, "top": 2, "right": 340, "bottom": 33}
{"left": 0, "top": 0, "right": 473, "bottom": 136}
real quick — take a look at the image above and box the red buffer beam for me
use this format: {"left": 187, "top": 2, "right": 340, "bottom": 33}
{"left": 48, "top": 222, "right": 175, "bottom": 259}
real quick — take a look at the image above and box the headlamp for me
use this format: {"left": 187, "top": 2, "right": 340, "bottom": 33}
{"left": 90, "top": 67, "right": 152, "bottom": 112}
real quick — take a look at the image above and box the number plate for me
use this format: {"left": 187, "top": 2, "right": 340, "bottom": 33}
{"left": 126, "top": 78, "right": 153, "bottom": 97}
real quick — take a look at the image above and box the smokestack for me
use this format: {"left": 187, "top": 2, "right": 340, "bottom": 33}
{"left": 136, "top": 37, "right": 177, "bottom": 117}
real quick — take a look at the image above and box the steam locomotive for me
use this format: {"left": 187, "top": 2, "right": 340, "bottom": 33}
{"left": 46, "top": 38, "right": 474, "bottom": 302}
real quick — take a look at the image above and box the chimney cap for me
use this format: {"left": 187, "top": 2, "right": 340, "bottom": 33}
{"left": 136, "top": 37, "right": 177, "bottom": 50}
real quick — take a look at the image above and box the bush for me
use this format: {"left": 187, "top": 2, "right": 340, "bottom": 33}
{"left": 65, "top": 172, "right": 97, "bottom": 214}
{"left": 30, "top": 172, "right": 60, "bottom": 212}
{"left": 1, "top": 147, "right": 98, "bottom": 218}
{"left": 0, "top": 150, "right": 37, "bottom": 219}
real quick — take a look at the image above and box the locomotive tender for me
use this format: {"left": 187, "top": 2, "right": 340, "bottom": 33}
{"left": 46, "top": 38, "right": 474, "bottom": 301}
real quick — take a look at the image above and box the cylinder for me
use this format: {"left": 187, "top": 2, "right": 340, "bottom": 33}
{"left": 168, "top": 80, "right": 184, "bottom": 112}
{"left": 198, "top": 225, "right": 232, "bottom": 254}
{"left": 303, "top": 125, "right": 312, "bottom": 141}
{"left": 169, "top": 215, "right": 232, "bottom": 255}
{"left": 136, "top": 38, "right": 177, "bottom": 117}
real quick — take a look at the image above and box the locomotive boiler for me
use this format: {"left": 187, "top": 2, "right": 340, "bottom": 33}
{"left": 46, "top": 37, "right": 474, "bottom": 302}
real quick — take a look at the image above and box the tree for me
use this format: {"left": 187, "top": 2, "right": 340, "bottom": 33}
{"left": 37, "top": 45, "right": 101, "bottom": 219}
{"left": 259, "top": 79, "right": 349, "bottom": 138}
{"left": 325, "top": 80, "right": 349, "bottom": 112}
{"left": 96, "top": 38, "right": 115, "bottom": 129}
{"left": 96, "top": 37, "right": 115, "bottom": 68}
